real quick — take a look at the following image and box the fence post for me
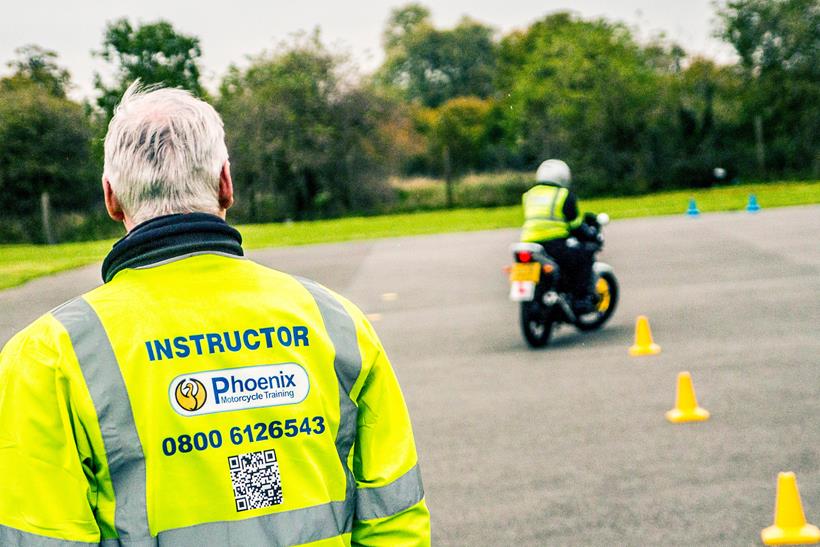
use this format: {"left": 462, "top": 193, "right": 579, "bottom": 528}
{"left": 754, "top": 114, "right": 766, "bottom": 174}
{"left": 443, "top": 145, "right": 454, "bottom": 209}
{"left": 40, "top": 191, "right": 55, "bottom": 244}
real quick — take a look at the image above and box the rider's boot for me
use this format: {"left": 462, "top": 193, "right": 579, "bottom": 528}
{"left": 571, "top": 280, "right": 598, "bottom": 314}
{"left": 572, "top": 293, "right": 597, "bottom": 314}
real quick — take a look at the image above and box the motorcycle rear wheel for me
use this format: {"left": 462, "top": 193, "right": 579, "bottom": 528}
{"left": 520, "top": 302, "right": 554, "bottom": 348}
{"left": 575, "top": 271, "right": 619, "bottom": 332}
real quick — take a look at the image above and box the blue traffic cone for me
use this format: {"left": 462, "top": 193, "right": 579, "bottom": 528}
{"left": 686, "top": 198, "right": 700, "bottom": 217}
{"left": 747, "top": 194, "right": 760, "bottom": 213}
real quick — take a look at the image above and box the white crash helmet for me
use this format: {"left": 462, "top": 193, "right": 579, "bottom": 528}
{"left": 535, "top": 159, "right": 571, "bottom": 187}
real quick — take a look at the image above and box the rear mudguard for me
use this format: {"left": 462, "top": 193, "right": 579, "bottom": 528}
{"left": 593, "top": 262, "right": 614, "bottom": 275}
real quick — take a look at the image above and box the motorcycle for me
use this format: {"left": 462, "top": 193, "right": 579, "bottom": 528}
{"left": 507, "top": 212, "right": 619, "bottom": 348}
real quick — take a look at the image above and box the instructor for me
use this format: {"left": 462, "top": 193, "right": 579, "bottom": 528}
{"left": 0, "top": 82, "right": 430, "bottom": 546}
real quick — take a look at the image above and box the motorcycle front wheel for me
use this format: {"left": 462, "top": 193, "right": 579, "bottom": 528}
{"left": 520, "top": 301, "right": 553, "bottom": 348}
{"left": 575, "top": 271, "right": 619, "bottom": 332}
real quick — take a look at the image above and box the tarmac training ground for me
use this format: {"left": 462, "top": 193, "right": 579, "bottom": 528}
{"left": 1, "top": 205, "right": 818, "bottom": 545}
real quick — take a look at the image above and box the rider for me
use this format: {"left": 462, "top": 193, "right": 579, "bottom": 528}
{"left": 520, "top": 159, "right": 596, "bottom": 312}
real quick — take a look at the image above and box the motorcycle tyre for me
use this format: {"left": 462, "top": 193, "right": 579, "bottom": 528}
{"left": 520, "top": 301, "right": 554, "bottom": 348}
{"left": 575, "top": 271, "right": 619, "bottom": 332}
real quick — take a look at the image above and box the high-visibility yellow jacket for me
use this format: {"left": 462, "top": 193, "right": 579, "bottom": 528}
{"left": 520, "top": 184, "right": 582, "bottom": 242}
{"left": 0, "top": 249, "right": 429, "bottom": 545}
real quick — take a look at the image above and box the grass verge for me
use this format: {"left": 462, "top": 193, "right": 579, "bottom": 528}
{"left": 1, "top": 180, "right": 818, "bottom": 291}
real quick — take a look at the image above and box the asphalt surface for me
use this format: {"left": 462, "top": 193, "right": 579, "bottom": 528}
{"left": 1, "top": 205, "right": 818, "bottom": 546}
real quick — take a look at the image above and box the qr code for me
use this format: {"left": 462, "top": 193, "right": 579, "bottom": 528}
{"left": 228, "top": 449, "right": 283, "bottom": 512}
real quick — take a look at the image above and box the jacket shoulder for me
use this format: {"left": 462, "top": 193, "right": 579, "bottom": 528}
{"left": 0, "top": 307, "right": 75, "bottom": 374}
{"left": 287, "top": 275, "right": 382, "bottom": 353}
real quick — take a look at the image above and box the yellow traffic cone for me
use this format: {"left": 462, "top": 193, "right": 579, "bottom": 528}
{"left": 665, "top": 372, "right": 710, "bottom": 423}
{"left": 629, "top": 315, "right": 661, "bottom": 356}
{"left": 761, "top": 472, "right": 820, "bottom": 545}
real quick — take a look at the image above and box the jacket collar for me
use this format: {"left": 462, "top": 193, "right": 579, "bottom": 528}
{"left": 101, "top": 213, "right": 244, "bottom": 283}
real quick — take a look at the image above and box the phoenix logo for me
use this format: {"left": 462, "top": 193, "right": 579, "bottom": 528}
{"left": 174, "top": 378, "right": 207, "bottom": 411}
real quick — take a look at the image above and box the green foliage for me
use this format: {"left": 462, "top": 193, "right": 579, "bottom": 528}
{"left": 0, "top": 46, "right": 100, "bottom": 243}
{"left": 379, "top": 4, "right": 498, "bottom": 107}
{"left": 382, "top": 3, "right": 431, "bottom": 51}
{"left": 498, "top": 13, "right": 664, "bottom": 194}
{"left": 2, "top": 2, "right": 819, "bottom": 245}
{"left": 218, "top": 34, "right": 398, "bottom": 221}
{"left": 719, "top": 0, "right": 818, "bottom": 75}
{"left": 390, "top": 172, "right": 531, "bottom": 211}
{"left": 662, "top": 59, "right": 750, "bottom": 186}
{"left": 94, "top": 18, "right": 205, "bottom": 118}
{"left": 418, "top": 96, "right": 496, "bottom": 175}
{"left": 718, "top": 0, "right": 819, "bottom": 176}
{"left": 492, "top": 7, "right": 817, "bottom": 194}
{"left": 0, "top": 85, "right": 96, "bottom": 229}
{"left": 414, "top": 96, "right": 500, "bottom": 205}
{"left": 2, "top": 45, "right": 71, "bottom": 98}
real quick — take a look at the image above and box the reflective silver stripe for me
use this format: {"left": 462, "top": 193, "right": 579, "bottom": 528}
{"left": 0, "top": 523, "right": 99, "bottom": 547}
{"left": 356, "top": 465, "right": 425, "bottom": 521}
{"left": 52, "top": 298, "right": 151, "bottom": 544}
{"left": 131, "top": 250, "right": 245, "bottom": 271}
{"left": 296, "top": 279, "right": 362, "bottom": 394}
{"left": 296, "top": 278, "right": 362, "bottom": 506}
{"left": 526, "top": 216, "right": 564, "bottom": 222}
{"left": 548, "top": 186, "right": 562, "bottom": 220}
{"left": 156, "top": 499, "right": 352, "bottom": 546}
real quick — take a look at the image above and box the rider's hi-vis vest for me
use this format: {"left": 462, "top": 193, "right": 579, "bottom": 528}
{"left": 0, "top": 253, "right": 429, "bottom": 546}
{"left": 520, "top": 184, "right": 573, "bottom": 242}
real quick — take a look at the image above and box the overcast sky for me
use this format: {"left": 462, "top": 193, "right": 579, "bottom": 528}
{"left": 2, "top": 0, "right": 736, "bottom": 100}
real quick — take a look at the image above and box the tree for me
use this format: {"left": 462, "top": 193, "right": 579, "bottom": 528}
{"left": 379, "top": 4, "right": 498, "bottom": 107}
{"left": 382, "top": 3, "right": 431, "bottom": 51}
{"left": 0, "top": 85, "right": 95, "bottom": 242}
{"left": 2, "top": 45, "right": 71, "bottom": 98}
{"left": 94, "top": 19, "right": 205, "bottom": 118}
{"left": 664, "top": 59, "right": 749, "bottom": 186}
{"left": 719, "top": 0, "right": 818, "bottom": 76}
{"left": 417, "top": 97, "right": 495, "bottom": 206}
{"left": 497, "top": 13, "right": 662, "bottom": 194}
{"left": 219, "top": 34, "right": 396, "bottom": 221}
{"left": 718, "top": 0, "right": 820, "bottom": 176}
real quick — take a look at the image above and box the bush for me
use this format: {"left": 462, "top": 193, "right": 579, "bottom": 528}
{"left": 388, "top": 171, "right": 531, "bottom": 211}
{"left": 0, "top": 208, "right": 124, "bottom": 244}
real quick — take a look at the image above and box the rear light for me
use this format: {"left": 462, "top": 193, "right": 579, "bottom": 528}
{"left": 517, "top": 251, "right": 533, "bottom": 263}
{"left": 542, "top": 264, "right": 554, "bottom": 273}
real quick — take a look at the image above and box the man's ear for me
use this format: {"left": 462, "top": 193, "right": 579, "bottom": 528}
{"left": 218, "top": 161, "right": 234, "bottom": 211}
{"left": 103, "top": 178, "right": 125, "bottom": 222}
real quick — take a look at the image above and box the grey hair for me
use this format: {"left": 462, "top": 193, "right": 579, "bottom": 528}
{"left": 103, "top": 81, "right": 228, "bottom": 225}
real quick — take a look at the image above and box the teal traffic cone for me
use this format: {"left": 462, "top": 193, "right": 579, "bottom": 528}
{"left": 747, "top": 194, "right": 760, "bottom": 213}
{"left": 686, "top": 198, "right": 700, "bottom": 217}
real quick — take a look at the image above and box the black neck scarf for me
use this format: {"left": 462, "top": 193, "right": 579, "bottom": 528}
{"left": 101, "top": 213, "right": 244, "bottom": 283}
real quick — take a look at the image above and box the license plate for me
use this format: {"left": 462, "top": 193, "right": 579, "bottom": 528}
{"left": 509, "top": 281, "right": 536, "bottom": 301}
{"left": 509, "top": 262, "right": 541, "bottom": 282}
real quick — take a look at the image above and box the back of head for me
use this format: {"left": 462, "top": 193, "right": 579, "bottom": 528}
{"left": 103, "top": 81, "right": 228, "bottom": 226}
{"left": 535, "top": 159, "right": 571, "bottom": 188}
